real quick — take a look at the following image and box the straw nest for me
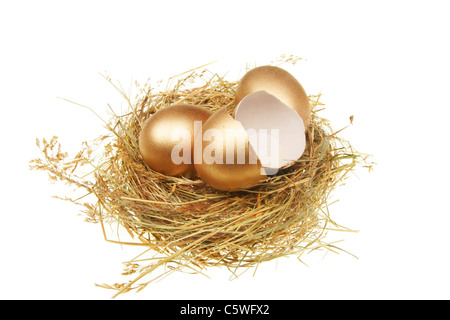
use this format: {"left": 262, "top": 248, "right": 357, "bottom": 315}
{"left": 31, "top": 58, "right": 370, "bottom": 297}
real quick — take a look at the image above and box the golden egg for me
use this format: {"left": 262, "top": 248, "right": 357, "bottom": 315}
{"left": 235, "top": 65, "right": 311, "bottom": 130}
{"left": 194, "top": 107, "right": 267, "bottom": 191}
{"left": 138, "top": 104, "right": 213, "bottom": 178}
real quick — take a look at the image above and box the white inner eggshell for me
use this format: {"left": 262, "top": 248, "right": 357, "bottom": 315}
{"left": 234, "top": 90, "right": 306, "bottom": 175}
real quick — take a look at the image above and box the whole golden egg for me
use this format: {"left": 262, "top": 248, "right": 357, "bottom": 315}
{"left": 138, "top": 104, "right": 213, "bottom": 178}
{"left": 194, "top": 107, "right": 267, "bottom": 191}
{"left": 235, "top": 65, "right": 311, "bottom": 130}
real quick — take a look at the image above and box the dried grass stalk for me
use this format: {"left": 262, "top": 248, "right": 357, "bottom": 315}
{"left": 30, "top": 59, "right": 372, "bottom": 298}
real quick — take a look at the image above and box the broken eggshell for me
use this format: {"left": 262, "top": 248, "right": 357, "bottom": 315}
{"left": 194, "top": 91, "right": 306, "bottom": 191}
{"left": 193, "top": 107, "right": 266, "bottom": 192}
{"left": 235, "top": 90, "right": 306, "bottom": 175}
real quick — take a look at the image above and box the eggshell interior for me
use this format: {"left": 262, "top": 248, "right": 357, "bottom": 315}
{"left": 234, "top": 90, "right": 306, "bottom": 175}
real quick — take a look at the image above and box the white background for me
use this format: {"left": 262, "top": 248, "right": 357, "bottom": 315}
{"left": 1, "top": 0, "right": 449, "bottom": 300}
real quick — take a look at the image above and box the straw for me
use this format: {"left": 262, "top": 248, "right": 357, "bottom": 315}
{"left": 30, "top": 58, "right": 372, "bottom": 297}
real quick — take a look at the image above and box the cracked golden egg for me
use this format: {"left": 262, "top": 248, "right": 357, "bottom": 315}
{"left": 194, "top": 90, "right": 306, "bottom": 191}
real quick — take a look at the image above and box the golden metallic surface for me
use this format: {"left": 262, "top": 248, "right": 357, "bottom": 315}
{"left": 138, "top": 104, "right": 212, "bottom": 178}
{"left": 194, "top": 107, "right": 266, "bottom": 191}
{"left": 235, "top": 65, "right": 311, "bottom": 130}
